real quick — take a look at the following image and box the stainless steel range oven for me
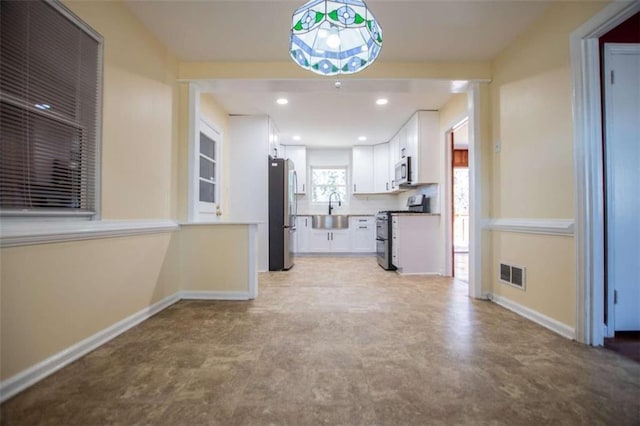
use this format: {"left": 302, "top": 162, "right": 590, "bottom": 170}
{"left": 376, "top": 211, "right": 394, "bottom": 270}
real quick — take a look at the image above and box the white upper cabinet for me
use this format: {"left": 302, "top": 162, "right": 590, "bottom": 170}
{"left": 386, "top": 110, "right": 440, "bottom": 186}
{"left": 352, "top": 146, "right": 374, "bottom": 194}
{"left": 412, "top": 111, "right": 440, "bottom": 185}
{"left": 283, "top": 145, "right": 307, "bottom": 194}
{"left": 388, "top": 133, "right": 400, "bottom": 191}
{"left": 373, "top": 143, "right": 390, "bottom": 193}
{"left": 404, "top": 113, "right": 419, "bottom": 161}
{"left": 268, "top": 120, "right": 281, "bottom": 158}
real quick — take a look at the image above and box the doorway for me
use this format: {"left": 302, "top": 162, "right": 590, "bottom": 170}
{"left": 571, "top": 2, "right": 640, "bottom": 345}
{"left": 451, "top": 120, "right": 469, "bottom": 282}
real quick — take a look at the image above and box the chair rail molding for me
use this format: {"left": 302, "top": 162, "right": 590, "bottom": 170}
{"left": 0, "top": 220, "right": 179, "bottom": 248}
{"left": 484, "top": 218, "right": 575, "bottom": 237}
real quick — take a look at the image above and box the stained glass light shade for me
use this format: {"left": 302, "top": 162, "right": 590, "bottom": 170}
{"left": 289, "top": 0, "right": 382, "bottom": 76}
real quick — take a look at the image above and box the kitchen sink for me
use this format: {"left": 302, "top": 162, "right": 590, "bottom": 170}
{"left": 311, "top": 215, "right": 349, "bottom": 229}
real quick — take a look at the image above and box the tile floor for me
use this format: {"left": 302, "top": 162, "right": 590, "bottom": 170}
{"left": 1, "top": 256, "right": 639, "bottom": 425}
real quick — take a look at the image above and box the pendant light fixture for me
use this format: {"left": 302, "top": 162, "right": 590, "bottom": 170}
{"left": 289, "top": 0, "right": 383, "bottom": 76}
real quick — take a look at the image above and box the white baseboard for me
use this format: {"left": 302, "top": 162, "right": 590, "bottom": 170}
{"left": 0, "top": 293, "right": 180, "bottom": 403}
{"left": 489, "top": 294, "right": 575, "bottom": 340}
{"left": 180, "top": 290, "right": 253, "bottom": 300}
{"left": 0, "top": 288, "right": 257, "bottom": 403}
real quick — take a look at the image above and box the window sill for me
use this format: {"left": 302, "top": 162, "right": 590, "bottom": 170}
{"left": 0, "top": 220, "right": 179, "bottom": 248}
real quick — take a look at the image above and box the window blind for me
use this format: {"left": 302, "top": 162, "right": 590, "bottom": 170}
{"left": 0, "top": 0, "right": 102, "bottom": 216}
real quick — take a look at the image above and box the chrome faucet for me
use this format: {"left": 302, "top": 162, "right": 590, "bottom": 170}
{"left": 328, "top": 192, "right": 341, "bottom": 215}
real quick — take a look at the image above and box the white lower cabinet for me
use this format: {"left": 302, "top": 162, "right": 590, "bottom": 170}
{"left": 349, "top": 216, "right": 376, "bottom": 252}
{"left": 295, "top": 216, "right": 311, "bottom": 252}
{"left": 308, "top": 229, "right": 349, "bottom": 252}
{"left": 391, "top": 214, "right": 441, "bottom": 274}
{"left": 294, "top": 215, "right": 375, "bottom": 253}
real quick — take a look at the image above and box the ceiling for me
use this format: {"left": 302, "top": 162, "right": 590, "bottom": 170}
{"left": 124, "top": 1, "right": 552, "bottom": 147}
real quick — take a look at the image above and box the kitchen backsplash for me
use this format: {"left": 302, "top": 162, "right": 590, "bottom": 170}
{"left": 397, "top": 184, "right": 440, "bottom": 213}
{"left": 296, "top": 184, "right": 439, "bottom": 215}
{"left": 296, "top": 193, "right": 398, "bottom": 215}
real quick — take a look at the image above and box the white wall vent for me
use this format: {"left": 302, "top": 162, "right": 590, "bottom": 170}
{"left": 499, "top": 262, "right": 526, "bottom": 290}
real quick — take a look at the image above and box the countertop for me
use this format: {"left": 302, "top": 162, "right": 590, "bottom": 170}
{"left": 296, "top": 213, "right": 375, "bottom": 217}
{"left": 390, "top": 212, "right": 440, "bottom": 216}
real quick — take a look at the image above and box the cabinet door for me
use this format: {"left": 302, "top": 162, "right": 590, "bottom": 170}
{"left": 373, "top": 143, "right": 390, "bottom": 193}
{"left": 330, "top": 230, "right": 350, "bottom": 252}
{"left": 295, "top": 216, "right": 310, "bottom": 253}
{"left": 416, "top": 111, "right": 440, "bottom": 184}
{"left": 350, "top": 218, "right": 375, "bottom": 252}
{"left": 269, "top": 120, "right": 281, "bottom": 158}
{"left": 398, "top": 124, "right": 408, "bottom": 160}
{"left": 388, "top": 134, "right": 399, "bottom": 190}
{"left": 404, "top": 114, "right": 419, "bottom": 183}
{"left": 352, "top": 146, "right": 374, "bottom": 194}
{"left": 308, "top": 230, "right": 331, "bottom": 252}
{"left": 285, "top": 145, "right": 307, "bottom": 194}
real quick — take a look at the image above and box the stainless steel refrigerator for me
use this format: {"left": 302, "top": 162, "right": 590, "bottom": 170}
{"left": 268, "top": 157, "right": 297, "bottom": 270}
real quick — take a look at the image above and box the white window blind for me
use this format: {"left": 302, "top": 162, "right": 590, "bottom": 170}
{"left": 0, "top": 0, "right": 102, "bottom": 217}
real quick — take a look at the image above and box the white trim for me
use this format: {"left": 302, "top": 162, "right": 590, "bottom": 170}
{"left": 442, "top": 113, "right": 469, "bottom": 278}
{"left": 485, "top": 218, "right": 575, "bottom": 236}
{"left": 467, "top": 83, "right": 485, "bottom": 299}
{"left": 0, "top": 293, "right": 180, "bottom": 403}
{"left": 180, "top": 291, "right": 252, "bottom": 301}
{"left": 0, "top": 220, "right": 179, "bottom": 248}
{"left": 571, "top": 0, "right": 640, "bottom": 346}
{"left": 490, "top": 294, "right": 575, "bottom": 340}
{"left": 187, "top": 83, "right": 200, "bottom": 222}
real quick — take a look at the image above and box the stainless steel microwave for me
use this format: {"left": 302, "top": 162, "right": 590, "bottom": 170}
{"left": 395, "top": 156, "right": 411, "bottom": 186}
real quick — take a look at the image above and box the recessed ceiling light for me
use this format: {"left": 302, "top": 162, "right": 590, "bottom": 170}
{"left": 276, "top": 98, "right": 289, "bottom": 105}
{"left": 375, "top": 98, "right": 388, "bottom": 106}
{"left": 358, "top": 136, "right": 367, "bottom": 141}
{"left": 292, "top": 135, "right": 301, "bottom": 141}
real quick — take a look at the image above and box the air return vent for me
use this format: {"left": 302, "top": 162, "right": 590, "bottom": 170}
{"left": 499, "top": 262, "right": 526, "bottom": 290}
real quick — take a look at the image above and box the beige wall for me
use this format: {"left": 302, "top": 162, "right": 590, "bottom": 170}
{"left": 439, "top": 93, "right": 468, "bottom": 130}
{"left": 65, "top": 0, "right": 179, "bottom": 220}
{"left": 488, "top": 2, "right": 608, "bottom": 325}
{"left": 1, "top": 234, "right": 180, "bottom": 380}
{"left": 179, "top": 226, "right": 250, "bottom": 293}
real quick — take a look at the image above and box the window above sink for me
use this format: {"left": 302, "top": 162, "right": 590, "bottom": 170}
{"left": 310, "top": 167, "right": 348, "bottom": 204}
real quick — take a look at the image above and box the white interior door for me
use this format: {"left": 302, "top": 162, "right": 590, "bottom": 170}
{"left": 604, "top": 43, "right": 640, "bottom": 332}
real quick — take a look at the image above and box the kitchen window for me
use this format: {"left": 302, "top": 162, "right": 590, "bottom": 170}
{"left": 310, "top": 167, "right": 347, "bottom": 203}
{"left": 0, "top": 0, "right": 103, "bottom": 218}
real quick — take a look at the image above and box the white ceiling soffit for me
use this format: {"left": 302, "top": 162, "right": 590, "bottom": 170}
{"left": 201, "top": 78, "right": 461, "bottom": 147}
{"left": 124, "top": 1, "right": 551, "bottom": 62}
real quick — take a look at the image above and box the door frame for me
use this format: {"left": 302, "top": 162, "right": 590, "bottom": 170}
{"left": 570, "top": 1, "right": 640, "bottom": 345}
{"left": 444, "top": 117, "right": 469, "bottom": 279}
{"left": 442, "top": 83, "right": 484, "bottom": 300}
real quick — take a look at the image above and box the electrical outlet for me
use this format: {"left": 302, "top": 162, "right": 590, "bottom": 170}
{"left": 494, "top": 140, "right": 502, "bottom": 153}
